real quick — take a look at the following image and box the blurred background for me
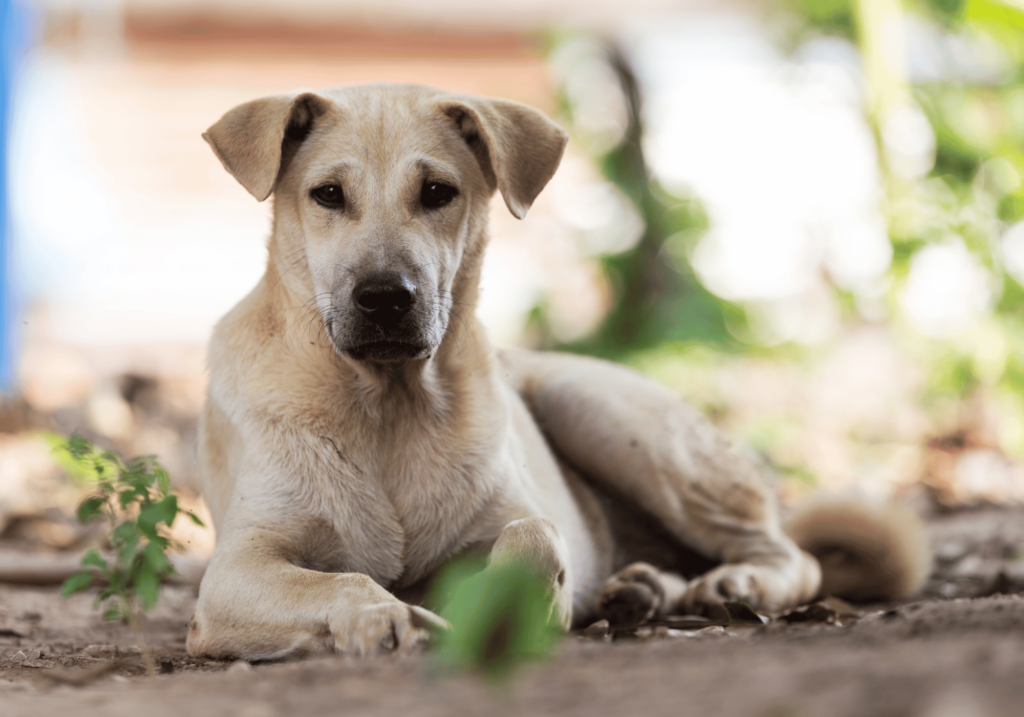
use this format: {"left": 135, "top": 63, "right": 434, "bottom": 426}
{"left": 1, "top": 0, "right": 1023, "bottom": 565}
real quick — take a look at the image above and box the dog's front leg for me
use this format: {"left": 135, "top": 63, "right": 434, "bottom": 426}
{"left": 485, "top": 517, "right": 573, "bottom": 630}
{"left": 187, "top": 529, "right": 445, "bottom": 661}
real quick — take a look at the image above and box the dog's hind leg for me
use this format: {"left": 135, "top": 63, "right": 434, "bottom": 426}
{"left": 500, "top": 349, "right": 820, "bottom": 615}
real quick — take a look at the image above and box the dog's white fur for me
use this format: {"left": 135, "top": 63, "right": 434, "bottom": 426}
{"left": 186, "top": 83, "right": 928, "bottom": 661}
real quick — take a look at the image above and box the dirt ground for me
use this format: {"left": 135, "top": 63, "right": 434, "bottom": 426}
{"left": 1, "top": 505, "right": 1022, "bottom": 717}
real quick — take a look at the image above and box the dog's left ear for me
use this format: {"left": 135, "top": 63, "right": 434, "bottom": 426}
{"left": 439, "top": 96, "right": 569, "bottom": 219}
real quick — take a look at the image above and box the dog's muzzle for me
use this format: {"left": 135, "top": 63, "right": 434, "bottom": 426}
{"left": 334, "top": 272, "right": 432, "bottom": 363}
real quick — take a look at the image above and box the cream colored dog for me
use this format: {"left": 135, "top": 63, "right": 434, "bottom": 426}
{"left": 187, "top": 83, "right": 930, "bottom": 661}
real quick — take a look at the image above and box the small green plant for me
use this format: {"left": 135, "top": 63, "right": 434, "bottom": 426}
{"left": 50, "top": 434, "right": 203, "bottom": 676}
{"left": 430, "top": 557, "right": 561, "bottom": 682}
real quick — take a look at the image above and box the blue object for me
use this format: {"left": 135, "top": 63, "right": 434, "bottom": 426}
{"left": 1, "top": 0, "right": 30, "bottom": 392}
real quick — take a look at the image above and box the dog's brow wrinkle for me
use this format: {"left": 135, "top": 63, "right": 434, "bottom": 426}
{"left": 310, "top": 162, "right": 354, "bottom": 183}
{"left": 413, "top": 158, "right": 459, "bottom": 185}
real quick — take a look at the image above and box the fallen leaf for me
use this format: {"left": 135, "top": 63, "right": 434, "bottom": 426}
{"left": 722, "top": 602, "right": 766, "bottom": 625}
{"left": 819, "top": 596, "right": 859, "bottom": 618}
{"left": 662, "top": 615, "right": 717, "bottom": 630}
{"left": 695, "top": 625, "right": 726, "bottom": 636}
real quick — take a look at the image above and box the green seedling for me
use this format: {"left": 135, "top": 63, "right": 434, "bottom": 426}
{"left": 50, "top": 434, "right": 203, "bottom": 676}
{"left": 430, "top": 557, "right": 561, "bottom": 683}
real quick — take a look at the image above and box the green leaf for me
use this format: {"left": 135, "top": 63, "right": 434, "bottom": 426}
{"left": 60, "top": 570, "right": 94, "bottom": 597}
{"left": 155, "top": 467, "right": 170, "bottom": 496}
{"left": 136, "top": 509, "right": 160, "bottom": 541}
{"left": 106, "top": 566, "right": 127, "bottom": 595}
{"left": 124, "top": 457, "right": 155, "bottom": 491}
{"left": 43, "top": 433, "right": 97, "bottom": 483}
{"left": 76, "top": 496, "right": 106, "bottom": 524}
{"left": 432, "top": 560, "right": 560, "bottom": 680}
{"left": 113, "top": 524, "right": 140, "bottom": 565}
{"left": 138, "top": 495, "right": 178, "bottom": 538}
{"left": 119, "top": 488, "right": 141, "bottom": 510}
{"left": 143, "top": 540, "right": 173, "bottom": 576}
{"left": 112, "top": 521, "right": 139, "bottom": 546}
{"left": 158, "top": 495, "right": 178, "bottom": 525}
{"left": 135, "top": 567, "right": 160, "bottom": 611}
{"left": 81, "top": 549, "right": 108, "bottom": 571}
{"left": 103, "top": 607, "right": 123, "bottom": 622}
{"left": 186, "top": 511, "right": 205, "bottom": 527}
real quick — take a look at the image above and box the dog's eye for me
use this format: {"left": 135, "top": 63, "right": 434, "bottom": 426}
{"left": 311, "top": 184, "right": 345, "bottom": 209}
{"left": 420, "top": 181, "right": 459, "bottom": 210}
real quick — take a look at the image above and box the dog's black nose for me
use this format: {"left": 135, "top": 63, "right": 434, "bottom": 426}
{"left": 353, "top": 276, "right": 416, "bottom": 328}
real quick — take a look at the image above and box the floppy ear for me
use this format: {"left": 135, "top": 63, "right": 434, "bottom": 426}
{"left": 439, "top": 96, "right": 569, "bottom": 219}
{"left": 203, "top": 91, "right": 332, "bottom": 202}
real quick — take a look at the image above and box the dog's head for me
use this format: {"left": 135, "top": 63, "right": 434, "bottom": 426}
{"left": 203, "top": 83, "right": 568, "bottom": 365}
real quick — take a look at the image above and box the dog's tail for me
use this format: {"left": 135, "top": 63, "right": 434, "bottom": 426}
{"left": 785, "top": 498, "right": 932, "bottom": 601}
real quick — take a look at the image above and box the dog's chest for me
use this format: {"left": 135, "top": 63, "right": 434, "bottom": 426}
{"left": 315, "top": 419, "right": 510, "bottom": 588}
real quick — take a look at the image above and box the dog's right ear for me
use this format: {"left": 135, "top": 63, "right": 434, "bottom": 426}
{"left": 203, "top": 91, "right": 332, "bottom": 202}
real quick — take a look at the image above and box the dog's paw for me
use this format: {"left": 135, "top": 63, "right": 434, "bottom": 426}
{"left": 330, "top": 602, "right": 448, "bottom": 656}
{"left": 596, "top": 562, "right": 667, "bottom": 626}
{"left": 683, "top": 549, "right": 821, "bottom": 615}
{"left": 683, "top": 564, "right": 762, "bottom": 613}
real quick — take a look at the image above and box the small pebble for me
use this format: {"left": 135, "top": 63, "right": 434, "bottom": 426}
{"left": 582, "top": 620, "right": 610, "bottom": 639}
{"left": 227, "top": 660, "right": 253, "bottom": 674}
{"left": 936, "top": 541, "right": 967, "bottom": 562}
{"left": 953, "top": 555, "right": 983, "bottom": 576}
{"left": 83, "top": 644, "right": 116, "bottom": 656}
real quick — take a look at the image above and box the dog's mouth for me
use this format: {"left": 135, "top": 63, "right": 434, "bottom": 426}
{"left": 321, "top": 296, "right": 440, "bottom": 366}
{"left": 344, "top": 340, "right": 429, "bottom": 364}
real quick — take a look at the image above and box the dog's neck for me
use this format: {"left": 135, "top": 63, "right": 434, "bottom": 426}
{"left": 264, "top": 217, "right": 497, "bottom": 422}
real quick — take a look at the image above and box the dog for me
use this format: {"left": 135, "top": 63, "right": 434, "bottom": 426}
{"left": 186, "top": 83, "right": 931, "bottom": 660}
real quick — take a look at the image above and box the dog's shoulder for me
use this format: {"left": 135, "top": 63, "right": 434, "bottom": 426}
{"left": 207, "top": 276, "right": 341, "bottom": 427}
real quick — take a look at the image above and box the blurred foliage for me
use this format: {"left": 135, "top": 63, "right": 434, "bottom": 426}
{"left": 546, "top": 0, "right": 1024, "bottom": 466}
{"left": 430, "top": 556, "right": 561, "bottom": 681}
{"left": 542, "top": 35, "right": 743, "bottom": 361}
{"left": 566, "top": 48, "right": 738, "bottom": 359}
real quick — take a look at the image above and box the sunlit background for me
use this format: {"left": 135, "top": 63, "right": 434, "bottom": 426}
{"left": 1, "top": 0, "right": 1023, "bottom": 560}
